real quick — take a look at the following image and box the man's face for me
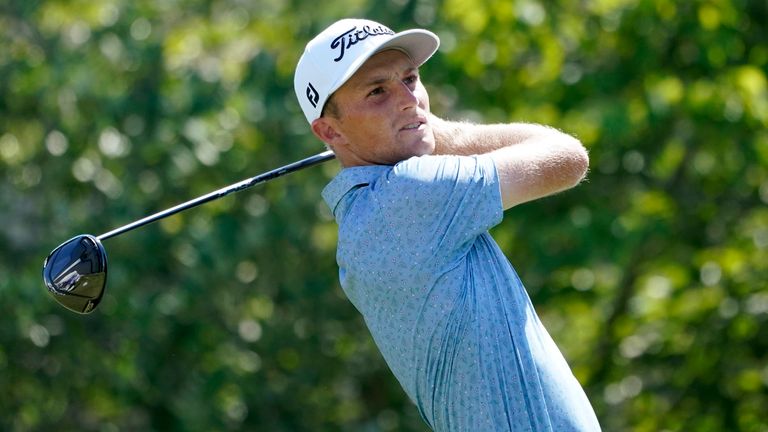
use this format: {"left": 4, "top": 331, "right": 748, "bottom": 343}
{"left": 313, "top": 49, "right": 435, "bottom": 166}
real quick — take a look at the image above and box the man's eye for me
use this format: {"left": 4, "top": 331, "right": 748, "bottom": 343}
{"left": 368, "top": 87, "right": 384, "bottom": 96}
{"left": 404, "top": 75, "right": 418, "bottom": 85}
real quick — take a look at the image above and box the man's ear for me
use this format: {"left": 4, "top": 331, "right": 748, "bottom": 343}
{"left": 311, "top": 117, "right": 345, "bottom": 149}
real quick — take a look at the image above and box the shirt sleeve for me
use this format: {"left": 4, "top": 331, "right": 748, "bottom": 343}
{"left": 372, "top": 154, "right": 503, "bottom": 263}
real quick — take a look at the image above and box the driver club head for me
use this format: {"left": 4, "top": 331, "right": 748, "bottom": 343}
{"left": 43, "top": 234, "right": 107, "bottom": 314}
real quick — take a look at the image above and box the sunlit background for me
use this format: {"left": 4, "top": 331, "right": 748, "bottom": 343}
{"left": 1, "top": 0, "right": 767, "bottom": 430}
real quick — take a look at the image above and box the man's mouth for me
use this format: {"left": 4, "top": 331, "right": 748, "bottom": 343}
{"left": 400, "top": 118, "right": 428, "bottom": 131}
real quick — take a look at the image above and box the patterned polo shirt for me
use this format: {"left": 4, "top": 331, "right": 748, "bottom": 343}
{"left": 322, "top": 154, "right": 601, "bottom": 431}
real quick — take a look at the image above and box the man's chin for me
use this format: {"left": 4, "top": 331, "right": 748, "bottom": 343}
{"left": 417, "top": 138, "right": 437, "bottom": 156}
{"left": 402, "top": 144, "right": 434, "bottom": 160}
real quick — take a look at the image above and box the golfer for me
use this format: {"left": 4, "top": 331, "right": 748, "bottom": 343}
{"left": 295, "top": 18, "right": 602, "bottom": 431}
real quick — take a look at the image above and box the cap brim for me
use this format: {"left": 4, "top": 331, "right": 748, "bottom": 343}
{"left": 375, "top": 29, "right": 440, "bottom": 67}
{"left": 327, "top": 29, "right": 440, "bottom": 97}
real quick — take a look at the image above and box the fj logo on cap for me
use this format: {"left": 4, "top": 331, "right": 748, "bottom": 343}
{"left": 306, "top": 83, "right": 319, "bottom": 108}
{"left": 330, "top": 25, "right": 395, "bottom": 62}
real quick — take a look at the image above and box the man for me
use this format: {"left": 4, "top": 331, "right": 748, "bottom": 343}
{"left": 294, "top": 18, "right": 602, "bottom": 431}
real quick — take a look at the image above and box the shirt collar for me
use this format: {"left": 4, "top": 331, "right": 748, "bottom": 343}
{"left": 322, "top": 165, "right": 390, "bottom": 217}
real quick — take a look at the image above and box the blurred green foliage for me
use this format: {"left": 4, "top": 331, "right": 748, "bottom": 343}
{"left": 1, "top": 0, "right": 766, "bottom": 430}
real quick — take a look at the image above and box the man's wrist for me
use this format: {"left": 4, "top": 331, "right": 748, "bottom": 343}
{"left": 430, "top": 114, "right": 471, "bottom": 155}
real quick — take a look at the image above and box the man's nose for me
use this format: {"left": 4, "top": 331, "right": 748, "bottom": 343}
{"left": 396, "top": 81, "right": 419, "bottom": 110}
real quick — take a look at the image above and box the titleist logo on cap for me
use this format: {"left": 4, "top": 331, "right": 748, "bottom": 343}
{"left": 330, "top": 24, "right": 395, "bottom": 62}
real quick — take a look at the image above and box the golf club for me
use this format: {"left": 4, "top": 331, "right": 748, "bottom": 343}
{"left": 43, "top": 150, "right": 335, "bottom": 314}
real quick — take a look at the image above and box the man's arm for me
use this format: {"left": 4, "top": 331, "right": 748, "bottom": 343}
{"left": 430, "top": 115, "right": 589, "bottom": 210}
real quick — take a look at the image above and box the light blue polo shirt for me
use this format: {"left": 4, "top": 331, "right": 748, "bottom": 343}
{"left": 322, "top": 154, "right": 601, "bottom": 432}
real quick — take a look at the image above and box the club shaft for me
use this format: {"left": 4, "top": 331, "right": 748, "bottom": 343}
{"left": 97, "top": 151, "right": 335, "bottom": 241}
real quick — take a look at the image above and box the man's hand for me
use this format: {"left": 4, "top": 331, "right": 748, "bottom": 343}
{"left": 429, "top": 114, "right": 588, "bottom": 210}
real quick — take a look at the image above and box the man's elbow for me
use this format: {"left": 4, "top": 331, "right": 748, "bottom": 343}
{"left": 573, "top": 140, "right": 590, "bottom": 184}
{"left": 559, "top": 134, "right": 589, "bottom": 188}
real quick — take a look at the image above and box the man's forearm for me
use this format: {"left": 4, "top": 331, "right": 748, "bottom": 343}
{"left": 429, "top": 114, "right": 589, "bottom": 208}
{"left": 430, "top": 114, "right": 568, "bottom": 156}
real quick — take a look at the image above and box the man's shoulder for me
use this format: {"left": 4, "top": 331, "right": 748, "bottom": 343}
{"left": 323, "top": 154, "right": 497, "bottom": 218}
{"left": 392, "top": 154, "right": 498, "bottom": 187}
{"left": 321, "top": 156, "right": 441, "bottom": 206}
{"left": 322, "top": 165, "right": 389, "bottom": 214}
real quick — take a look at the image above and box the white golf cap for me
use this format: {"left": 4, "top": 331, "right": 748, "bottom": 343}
{"left": 294, "top": 18, "right": 440, "bottom": 124}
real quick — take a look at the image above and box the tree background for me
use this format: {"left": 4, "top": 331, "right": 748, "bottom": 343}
{"left": 1, "top": 0, "right": 766, "bottom": 430}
